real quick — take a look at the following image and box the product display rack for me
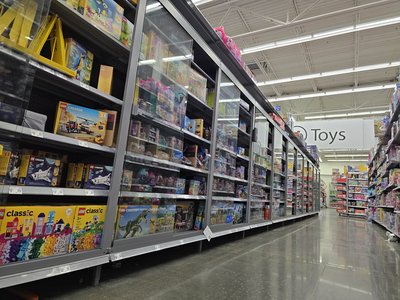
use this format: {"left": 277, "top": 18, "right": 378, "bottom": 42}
{"left": 346, "top": 172, "right": 368, "bottom": 218}
{"left": 0, "top": 0, "right": 320, "bottom": 288}
{"left": 368, "top": 83, "right": 400, "bottom": 235}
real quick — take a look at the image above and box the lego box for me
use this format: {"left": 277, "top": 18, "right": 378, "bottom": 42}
{"left": 18, "top": 155, "right": 61, "bottom": 187}
{"left": 85, "top": 165, "right": 112, "bottom": 190}
{"left": 65, "top": 38, "right": 94, "bottom": 85}
{"left": 79, "top": 0, "right": 124, "bottom": 40}
{"left": 115, "top": 205, "right": 158, "bottom": 239}
{"left": 54, "top": 101, "right": 108, "bottom": 145}
{"left": 0, "top": 206, "right": 76, "bottom": 265}
{"left": 69, "top": 205, "right": 106, "bottom": 252}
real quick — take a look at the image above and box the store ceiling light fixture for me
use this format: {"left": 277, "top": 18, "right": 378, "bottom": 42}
{"left": 324, "top": 154, "right": 369, "bottom": 158}
{"left": 242, "top": 16, "right": 400, "bottom": 55}
{"left": 327, "top": 159, "right": 369, "bottom": 162}
{"left": 304, "top": 110, "right": 389, "bottom": 120}
{"left": 148, "top": 0, "right": 214, "bottom": 11}
{"left": 269, "top": 83, "right": 396, "bottom": 102}
{"left": 257, "top": 61, "right": 400, "bottom": 86}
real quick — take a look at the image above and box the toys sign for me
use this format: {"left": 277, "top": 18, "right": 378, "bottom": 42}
{"left": 294, "top": 119, "right": 374, "bottom": 149}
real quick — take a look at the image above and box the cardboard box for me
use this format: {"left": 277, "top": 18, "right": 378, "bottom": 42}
{"left": 195, "top": 119, "right": 204, "bottom": 138}
{"left": 69, "top": 205, "right": 106, "bottom": 252}
{"left": 97, "top": 65, "right": 113, "bottom": 95}
{"left": 174, "top": 201, "right": 195, "bottom": 232}
{"left": 0, "top": 150, "right": 21, "bottom": 185}
{"left": 115, "top": 205, "right": 157, "bottom": 239}
{"left": 120, "top": 16, "right": 134, "bottom": 47}
{"left": 18, "top": 155, "right": 60, "bottom": 187}
{"left": 102, "top": 110, "right": 117, "bottom": 147}
{"left": 65, "top": 38, "right": 94, "bottom": 85}
{"left": 79, "top": 0, "right": 124, "bottom": 40}
{"left": 156, "top": 204, "right": 176, "bottom": 233}
{"left": 66, "top": 163, "right": 86, "bottom": 188}
{"left": 188, "top": 68, "right": 207, "bottom": 102}
{"left": 85, "top": 165, "right": 112, "bottom": 190}
{"left": 0, "top": 206, "right": 76, "bottom": 265}
{"left": 54, "top": 101, "right": 108, "bottom": 145}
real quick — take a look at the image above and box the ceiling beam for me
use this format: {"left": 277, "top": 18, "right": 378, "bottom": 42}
{"left": 291, "top": 0, "right": 322, "bottom": 23}
{"left": 232, "top": 0, "right": 398, "bottom": 39}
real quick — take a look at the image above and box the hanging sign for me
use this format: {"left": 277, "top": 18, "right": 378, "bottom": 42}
{"left": 294, "top": 119, "right": 374, "bottom": 149}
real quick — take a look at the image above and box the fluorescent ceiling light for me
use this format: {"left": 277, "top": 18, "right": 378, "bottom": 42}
{"left": 192, "top": 0, "right": 215, "bottom": 5}
{"left": 219, "top": 98, "right": 241, "bottom": 103}
{"left": 327, "top": 159, "right": 368, "bottom": 162}
{"left": 220, "top": 82, "right": 235, "bottom": 87}
{"left": 257, "top": 62, "right": 400, "bottom": 86}
{"left": 162, "top": 54, "right": 193, "bottom": 62}
{"left": 242, "top": 16, "right": 400, "bottom": 55}
{"left": 138, "top": 59, "right": 156, "bottom": 65}
{"left": 304, "top": 110, "right": 389, "bottom": 120}
{"left": 324, "top": 154, "right": 369, "bottom": 158}
{"left": 269, "top": 84, "right": 396, "bottom": 102}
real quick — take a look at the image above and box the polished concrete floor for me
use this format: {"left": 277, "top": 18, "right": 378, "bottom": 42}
{"left": 25, "top": 209, "right": 400, "bottom": 299}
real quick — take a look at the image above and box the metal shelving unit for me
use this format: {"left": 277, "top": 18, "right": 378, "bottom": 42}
{"left": 0, "top": 0, "right": 320, "bottom": 288}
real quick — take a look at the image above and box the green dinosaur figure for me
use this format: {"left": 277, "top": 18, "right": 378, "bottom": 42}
{"left": 120, "top": 210, "right": 149, "bottom": 238}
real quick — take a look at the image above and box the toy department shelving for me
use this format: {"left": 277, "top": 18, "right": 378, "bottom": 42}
{"left": 368, "top": 83, "right": 400, "bottom": 236}
{"left": 346, "top": 172, "right": 368, "bottom": 218}
{"left": 0, "top": 0, "right": 320, "bottom": 288}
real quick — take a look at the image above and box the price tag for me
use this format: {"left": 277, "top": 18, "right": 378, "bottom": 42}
{"left": 52, "top": 188, "right": 64, "bottom": 196}
{"left": 78, "top": 140, "right": 89, "bottom": 147}
{"left": 56, "top": 72, "right": 64, "bottom": 79}
{"left": 53, "top": 265, "right": 71, "bottom": 275}
{"left": 85, "top": 189, "right": 95, "bottom": 196}
{"left": 154, "top": 245, "right": 161, "bottom": 251}
{"left": 114, "top": 253, "right": 122, "bottom": 261}
{"left": 9, "top": 186, "right": 23, "bottom": 195}
{"left": 30, "top": 129, "right": 44, "bottom": 138}
{"left": 179, "top": 240, "right": 185, "bottom": 245}
{"left": 203, "top": 226, "right": 213, "bottom": 241}
{"left": 79, "top": 82, "right": 90, "bottom": 91}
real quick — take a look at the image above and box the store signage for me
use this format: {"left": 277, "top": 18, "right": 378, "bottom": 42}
{"left": 294, "top": 119, "right": 374, "bottom": 149}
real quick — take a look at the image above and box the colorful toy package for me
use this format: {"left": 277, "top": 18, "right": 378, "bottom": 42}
{"left": 54, "top": 101, "right": 108, "bottom": 145}
{"left": 69, "top": 205, "right": 106, "bottom": 252}
{"left": 188, "top": 68, "right": 207, "bottom": 102}
{"left": 115, "top": 205, "right": 157, "bottom": 239}
{"left": 18, "top": 155, "right": 61, "bottom": 187}
{"left": 120, "top": 16, "right": 134, "bottom": 47}
{"left": 155, "top": 204, "right": 176, "bottom": 233}
{"left": 0, "top": 149, "right": 21, "bottom": 185}
{"left": 0, "top": 206, "right": 76, "bottom": 265}
{"left": 174, "top": 201, "right": 194, "bottom": 232}
{"left": 79, "top": 0, "right": 124, "bottom": 40}
{"left": 85, "top": 165, "right": 112, "bottom": 190}
{"left": 65, "top": 38, "right": 94, "bottom": 85}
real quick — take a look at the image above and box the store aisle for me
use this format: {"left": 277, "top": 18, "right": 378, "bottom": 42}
{"left": 42, "top": 211, "right": 400, "bottom": 300}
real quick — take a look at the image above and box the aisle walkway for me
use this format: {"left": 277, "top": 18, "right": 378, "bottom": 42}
{"left": 44, "top": 210, "right": 400, "bottom": 299}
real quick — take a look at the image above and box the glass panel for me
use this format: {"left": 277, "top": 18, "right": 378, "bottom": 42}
{"left": 286, "top": 143, "right": 295, "bottom": 216}
{"left": 250, "top": 109, "right": 272, "bottom": 222}
{"left": 211, "top": 72, "right": 247, "bottom": 226}
{"left": 297, "top": 154, "right": 304, "bottom": 214}
{"left": 309, "top": 165, "right": 314, "bottom": 212}
{"left": 303, "top": 161, "right": 309, "bottom": 212}
{"left": 272, "top": 129, "right": 286, "bottom": 219}
{"left": 117, "top": 0, "right": 212, "bottom": 240}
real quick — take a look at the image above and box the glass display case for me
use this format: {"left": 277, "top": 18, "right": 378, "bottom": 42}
{"left": 296, "top": 154, "right": 304, "bottom": 214}
{"left": 210, "top": 72, "right": 247, "bottom": 226}
{"left": 286, "top": 143, "right": 296, "bottom": 216}
{"left": 117, "top": 0, "right": 213, "bottom": 240}
{"left": 303, "top": 163, "right": 310, "bottom": 212}
{"left": 309, "top": 165, "right": 314, "bottom": 212}
{"left": 250, "top": 109, "right": 272, "bottom": 222}
{"left": 272, "top": 129, "right": 287, "bottom": 219}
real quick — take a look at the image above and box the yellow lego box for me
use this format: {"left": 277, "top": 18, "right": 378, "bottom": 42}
{"left": 0, "top": 206, "right": 76, "bottom": 265}
{"left": 69, "top": 205, "right": 106, "bottom": 252}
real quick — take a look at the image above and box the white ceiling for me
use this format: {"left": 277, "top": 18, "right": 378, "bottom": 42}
{"left": 198, "top": 0, "right": 400, "bottom": 125}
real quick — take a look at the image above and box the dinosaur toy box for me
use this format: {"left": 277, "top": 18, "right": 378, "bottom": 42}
{"left": 0, "top": 205, "right": 76, "bottom": 265}
{"left": 115, "top": 205, "right": 158, "bottom": 239}
{"left": 69, "top": 205, "right": 106, "bottom": 252}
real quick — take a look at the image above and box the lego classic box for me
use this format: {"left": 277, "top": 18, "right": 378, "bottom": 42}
{"left": 0, "top": 206, "right": 76, "bottom": 265}
{"left": 69, "top": 205, "right": 106, "bottom": 252}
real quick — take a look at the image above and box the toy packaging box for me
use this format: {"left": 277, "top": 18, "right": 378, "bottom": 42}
{"left": 18, "top": 155, "right": 61, "bottom": 187}
{"left": 232, "top": 203, "right": 246, "bottom": 224}
{"left": 102, "top": 110, "right": 117, "bottom": 147}
{"left": 116, "top": 205, "right": 157, "bottom": 239}
{"left": 66, "top": 163, "right": 86, "bottom": 188}
{"left": 69, "top": 205, "right": 106, "bottom": 252}
{"left": 0, "top": 149, "right": 21, "bottom": 185}
{"left": 54, "top": 101, "right": 108, "bottom": 145}
{"left": 0, "top": 206, "right": 76, "bottom": 265}
{"left": 79, "top": 0, "right": 124, "bottom": 40}
{"left": 85, "top": 165, "right": 112, "bottom": 190}
{"left": 188, "top": 68, "right": 207, "bottom": 102}
{"left": 194, "top": 202, "right": 205, "bottom": 230}
{"left": 120, "top": 16, "right": 134, "bottom": 47}
{"left": 155, "top": 204, "right": 176, "bottom": 233}
{"left": 174, "top": 201, "right": 195, "bottom": 232}
{"left": 210, "top": 201, "right": 234, "bottom": 225}
{"left": 65, "top": 38, "right": 94, "bottom": 85}
{"left": 97, "top": 65, "right": 114, "bottom": 95}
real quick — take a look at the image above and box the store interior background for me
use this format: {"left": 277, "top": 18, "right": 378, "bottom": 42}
{"left": 197, "top": 0, "right": 399, "bottom": 207}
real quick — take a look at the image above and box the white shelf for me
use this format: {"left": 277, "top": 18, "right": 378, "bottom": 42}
{"left": 0, "top": 186, "right": 108, "bottom": 197}
{"left": 347, "top": 205, "right": 367, "bottom": 209}
{"left": 214, "top": 173, "right": 248, "bottom": 183}
{"left": 253, "top": 182, "right": 270, "bottom": 189}
{"left": 237, "top": 154, "right": 250, "bottom": 162}
{"left": 182, "top": 129, "right": 211, "bottom": 145}
{"left": 212, "top": 196, "right": 247, "bottom": 202}
{"left": 120, "top": 192, "right": 206, "bottom": 200}
{"left": 373, "top": 219, "right": 400, "bottom": 237}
